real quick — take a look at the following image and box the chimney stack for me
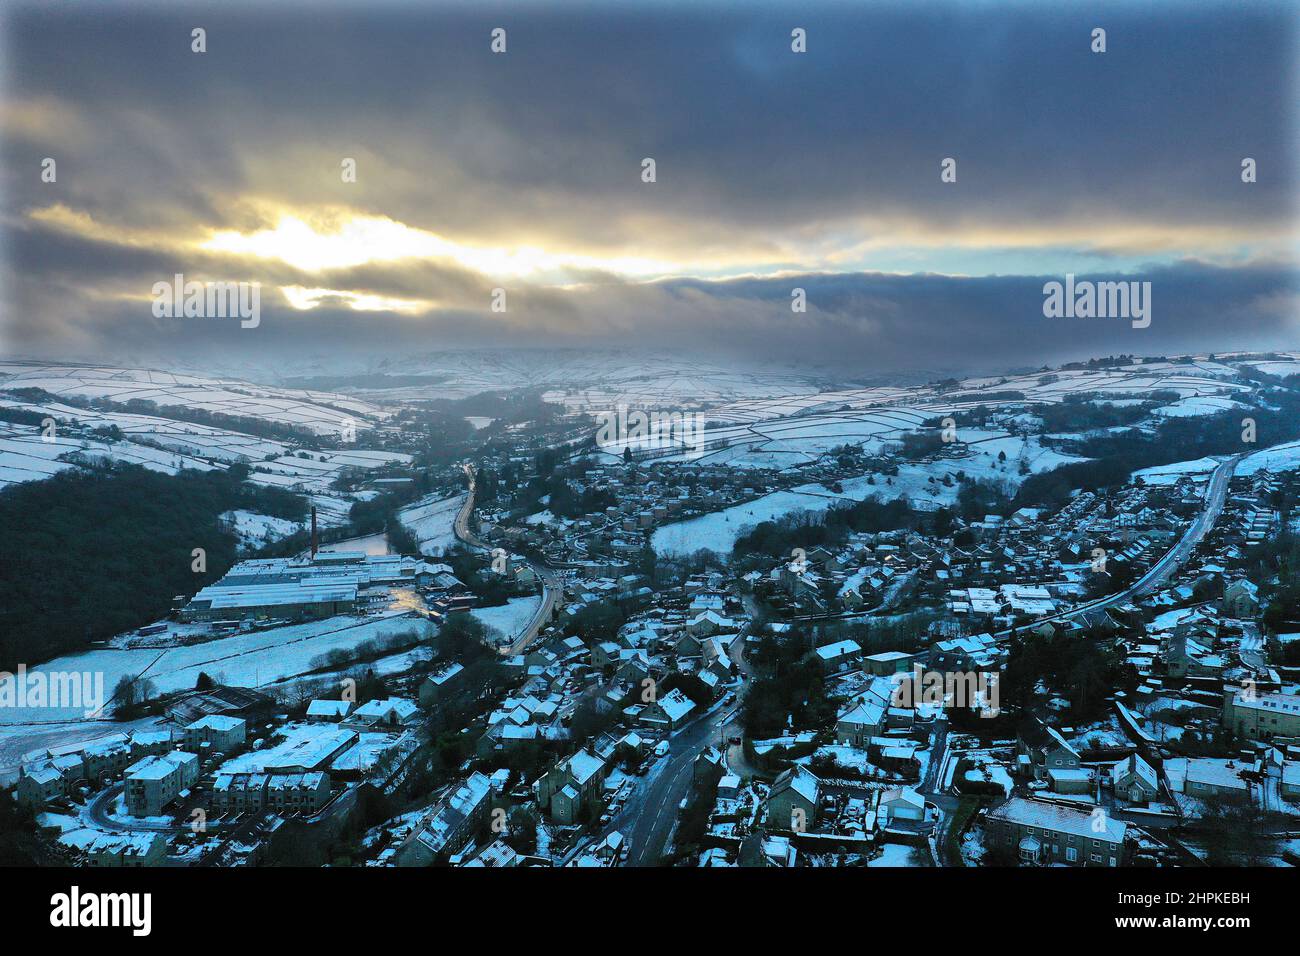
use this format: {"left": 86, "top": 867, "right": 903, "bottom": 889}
{"left": 311, "top": 506, "right": 318, "bottom": 558}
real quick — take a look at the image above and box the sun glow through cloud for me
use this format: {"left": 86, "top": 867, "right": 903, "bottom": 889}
{"left": 202, "top": 213, "right": 684, "bottom": 280}
{"left": 279, "top": 285, "right": 432, "bottom": 313}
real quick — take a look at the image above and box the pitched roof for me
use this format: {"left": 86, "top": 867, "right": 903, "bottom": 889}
{"left": 987, "top": 796, "right": 1126, "bottom": 844}
{"left": 1112, "top": 753, "right": 1158, "bottom": 791}
{"left": 769, "top": 765, "right": 820, "bottom": 807}
{"left": 564, "top": 749, "right": 606, "bottom": 786}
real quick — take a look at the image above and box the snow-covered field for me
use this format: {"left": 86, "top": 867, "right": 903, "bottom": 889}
{"left": 0, "top": 613, "right": 432, "bottom": 727}
{"left": 397, "top": 493, "right": 466, "bottom": 556}
{"left": 0, "top": 395, "right": 291, "bottom": 462}
{"left": 0, "top": 422, "right": 220, "bottom": 488}
{"left": 1239, "top": 440, "right": 1300, "bottom": 476}
{"left": 222, "top": 509, "right": 303, "bottom": 550}
{"left": 624, "top": 407, "right": 933, "bottom": 469}
{"left": 470, "top": 596, "right": 540, "bottom": 642}
{"left": 0, "top": 363, "right": 411, "bottom": 495}
{"left": 652, "top": 435, "right": 1081, "bottom": 555}
{"left": 246, "top": 448, "right": 411, "bottom": 494}
{"left": 1133, "top": 456, "right": 1221, "bottom": 486}
{"left": 0, "top": 362, "right": 386, "bottom": 435}
{"left": 1237, "top": 354, "right": 1300, "bottom": 379}
{"left": 652, "top": 489, "right": 840, "bottom": 556}
{"left": 587, "top": 358, "right": 1246, "bottom": 471}
{"left": 0, "top": 417, "right": 408, "bottom": 497}
{"left": 1150, "top": 395, "right": 1251, "bottom": 418}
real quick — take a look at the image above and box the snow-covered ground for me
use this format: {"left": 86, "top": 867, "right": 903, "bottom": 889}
{"left": 222, "top": 509, "right": 303, "bottom": 550}
{"left": 524, "top": 509, "right": 568, "bottom": 528}
{"left": 1150, "top": 395, "right": 1251, "bottom": 418}
{"left": 470, "top": 596, "right": 541, "bottom": 643}
{"left": 0, "top": 394, "right": 292, "bottom": 461}
{"left": 866, "top": 843, "right": 927, "bottom": 867}
{"left": 397, "top": 493, "right": 466, "bottom": 556}
{"left": 1133, "top": 456, "right": 1221, "bottom": 486}
{"left": 246, "top": 448, "right": 412, "bottom": 494}
{"left": 0, "top": 362, "right": 386, "bottom": 435}
{"left": 961, "top": 756, "right": 1013, "bottom": 797}
{"left": 1239, "top": 439, "right": 1300, "bottom": 476}
{"left": 606, "top": 406, "right": 933, "bottom": 468}
{"left": 0, "top": 422, "right": 220, "bottom": 489}
{"left": 0, "top": 613, "right": 433, "bottom": 727}
{"left": 652, "top": 435, "right": 1079, "bottom": 555}
{"left": 0, "top": 365, "right": 410, "bottom": 493}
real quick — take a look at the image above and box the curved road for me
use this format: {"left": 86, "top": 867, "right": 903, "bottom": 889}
{"left": 84, "top": 783, "right": 219, "bottom": 835}
{"left": 995, "top": 454, "right": 1240, "bottom": 638}
{"left": 454, "top": 463, "right": 562, "bottom": 656}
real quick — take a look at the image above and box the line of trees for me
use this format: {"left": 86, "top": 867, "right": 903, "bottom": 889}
{"left": 0, "top": 462, "right": 304, "bottom": 669}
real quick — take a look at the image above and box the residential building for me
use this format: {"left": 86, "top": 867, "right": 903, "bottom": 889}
{"left": 306, "top": 699, "right": 354, "bottom": 722}
{"left": 16, "top": 766, "right": 65, "bottom": 807}
{"left": 1015, "top": 719, "right": 1081, "bottom": 781}
{"left": 638, "top": 687, "right": 696, "bottom": 731}
{"left": 536, "top": 749, "right": 607, "bottom": 824}
{"left": 878, "top": 786, "right": 925, "bottom": 826}
{"left": 1182, "top": 758, "right": 1251, "bottom": 800}
{"left": 1222, "top": 687, "right": 1300, "bottom": 740}
{"left": 83, "top": 831, "right": 167, "bottom": 867}
{"left": 344, "top": 697, "right": 420, "bottom": 730}
{"left": 815, "top": 639, "right": 863, "bottom": 673}
{"left": 1111, "top": 754, "right": 1160, "bottom": 804}
{"left": 400, "top": 771, "right": 494, "bottom": 865}
{"left": 124, "top": 751, "right": 199, "bottom": 817}
{"left": 985, "top": 796, "right": 1128, "bottom": 867}
{"left": 766, "top": 765, "right": 820, "bottom": 831}
{"left": 418, "top": 662, "right": 465, "bottom": 708}
{"left": 183, "top": 714, "right": 247, "bottom": 756}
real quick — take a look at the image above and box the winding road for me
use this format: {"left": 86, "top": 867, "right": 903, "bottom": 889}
{"left": 994, "top": 453, "right": 1240, "bottom": 638}
{"left": 454, "top": 463, "right": 562, "bottom": 656}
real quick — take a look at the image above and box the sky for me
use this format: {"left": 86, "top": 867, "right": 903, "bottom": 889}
{"left": 1, "top": 0, "right": 1297, "bottom": 375}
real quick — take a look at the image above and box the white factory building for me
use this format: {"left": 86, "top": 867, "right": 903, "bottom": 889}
{"left": 181, "top": 551, "right": 442, "bottom": 622}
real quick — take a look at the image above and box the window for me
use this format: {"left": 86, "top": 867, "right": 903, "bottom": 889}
{"left": 1066, "top": 847, "right": 1078, "bottom": 862}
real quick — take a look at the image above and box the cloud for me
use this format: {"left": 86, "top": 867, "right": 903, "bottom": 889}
{"left": 0, "top": 0, "right": 1295, "bottom": 369}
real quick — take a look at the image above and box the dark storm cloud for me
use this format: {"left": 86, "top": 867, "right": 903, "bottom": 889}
{"left": 649, "top": 261, "right": 1300, "bottom": 370}
{"left": 37, "top": 260, "right": 1293, "bottom": 378}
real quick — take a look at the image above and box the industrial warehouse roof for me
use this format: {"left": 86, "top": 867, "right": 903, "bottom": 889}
{"left": 185, "top": 553, "right": 442, "bottom": 613}
{"left": 220, "top": 725, "right": 358, "bottom": 774}
{"left": 196, "top": 582, "right": 358, "bottom": 610}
